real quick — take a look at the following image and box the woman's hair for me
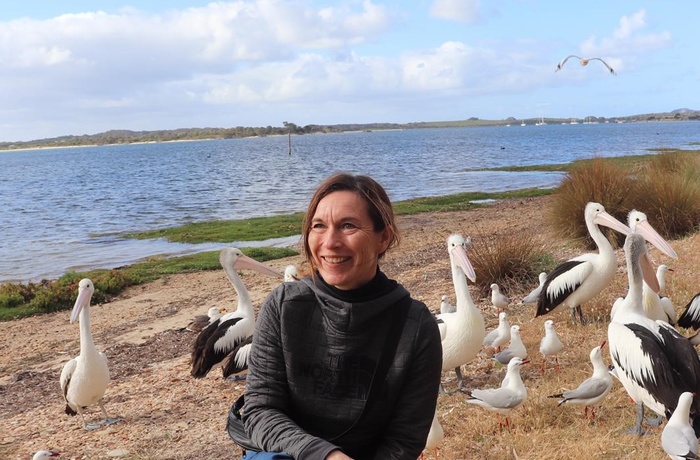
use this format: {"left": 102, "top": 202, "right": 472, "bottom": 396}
{"left": 302, "top": 172, "right": 400, "bottom": 271}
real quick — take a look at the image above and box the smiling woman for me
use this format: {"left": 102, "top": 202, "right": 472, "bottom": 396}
{"left": 234, "top": 172, "right": 442, "bottom": 460}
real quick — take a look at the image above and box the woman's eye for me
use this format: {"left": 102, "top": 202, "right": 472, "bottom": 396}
{"left": 341, "top": 223, "right": 356, "bottom": 230}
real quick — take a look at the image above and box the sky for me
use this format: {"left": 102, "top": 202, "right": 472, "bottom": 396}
{"left": 1, "top": 0, "right": 697, "bottom": 142}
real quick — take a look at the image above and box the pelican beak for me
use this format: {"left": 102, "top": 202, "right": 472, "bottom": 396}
{"left": 634, "top": 220, "right": 678, "bottom": 259}
{"left": 233, "top": 255, "right": 284, "bottom": 278}
{"left": 640, "top": 252, "right": 660, "bottom": 293}
{"left": 593, "top": 211, "right": 632, "bottom": 236}
{"left": 70, "top": 287, "right": 91, "bottom": 324}
{"left": 451, "top": 244, "right": 476, "bottom": 282}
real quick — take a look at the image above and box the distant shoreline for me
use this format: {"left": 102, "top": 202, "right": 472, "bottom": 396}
{"left": 2, "top": 116, "right": 698, "bottom": 152}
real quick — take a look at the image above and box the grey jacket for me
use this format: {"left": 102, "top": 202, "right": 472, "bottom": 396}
{"left": 242, "top": 273, "right": 442, "bottom": 459}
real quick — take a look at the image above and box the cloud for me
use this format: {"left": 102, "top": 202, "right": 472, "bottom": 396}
{"left": 580, "top": 9, "right": 671, "bottom": 60}
{"left": 429, "top": 0, "right": 482, "bottom": 24}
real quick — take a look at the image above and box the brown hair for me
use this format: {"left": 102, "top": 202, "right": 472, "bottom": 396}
{"left": 302, "top": 172, "right": 400, "bottom": 271}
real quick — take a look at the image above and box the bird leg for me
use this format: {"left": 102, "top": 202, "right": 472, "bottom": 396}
{"left": 98, "top": 400, "right": 122, "bottom": 427}
{"left": 623, "top": 403, "right": 648, "bottom": 436}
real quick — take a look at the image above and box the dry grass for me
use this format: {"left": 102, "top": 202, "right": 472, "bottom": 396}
{"left": 1, "top": 195, "right": 698, "bottom": 460}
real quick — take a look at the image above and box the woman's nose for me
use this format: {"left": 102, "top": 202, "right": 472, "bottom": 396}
{"left": 322, "top": 228, "right": 342, "bottom": 248}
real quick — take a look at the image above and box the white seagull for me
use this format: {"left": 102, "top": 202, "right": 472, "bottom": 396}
{"left": 60, "top": 279, "right": 121, "bottom": 430}
{"left": 191, "top": 248, "right": 283, "bottom": 380}
{"left": 490, "top": 283, "right": 511, "bottom": 313}
{"left": 522, "top": 272, "right": 547, "bottom": 304}
{"left": 440, "top": 295, "right": 456, "bottom": 314}
{"left": 493, "top": 325, "right": 527, "bottom": 365}
{"left": 436, "top": 234, "right": 486, "bottom": 391}
{"left": 483, "top": 311, "right": 511, "bottom": 352}
{"left": 284, "top": 264, "right": 300, "bottom": 282}
{"left": 548, "top": 341, "right": 613, "bottom": 419}
{"left": 465, "top": 357, "right": 530, "bottom": 429}
{"left": 555, "top": 55, "right": 616, "bottom": 75}
{"left": 421, "top": 410, "right": 445, "bottom": 460}
{"left": 536, "top": 202, "right": 632, "bottom": 324}
{"left": 662, "top": 392, "right": 699, "bottom": 460}
{"left": 33, "top": 451, "right": 60, "bottom": 460}
{"left": 539, "top": 320, "right": 564, "bottom": 372}
{"left": 608, "top": 233, "right": 700, "bottom": 436}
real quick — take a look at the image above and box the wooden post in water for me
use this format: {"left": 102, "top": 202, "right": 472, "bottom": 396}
{"left": 288, "top": 132, "right": 292, "bottom": 155}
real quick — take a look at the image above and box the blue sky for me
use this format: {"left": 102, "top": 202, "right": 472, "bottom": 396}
{"left": 1, "top": 1, "right": 697, "bottom": 142}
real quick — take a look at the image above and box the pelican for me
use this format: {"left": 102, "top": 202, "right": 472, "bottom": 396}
{"left": 60, "top": 278, "right": 120, "bottom": 429}
{"left": 436, "top": 234, "right": 485, "bottom": 391}
{"left": 483, "top": 311, "right": 510, "bottom": 352}
{"left": 678, "top": 293, "right": 700, "bottom": 331}
{"left": 190, "top": 248, "right": 283, "bottom": 380}
{"left": 493, "top": 325, "right": 526, "bottom": 365}
{"left": 662, "top": 392, "right": 699, "bottom": 460}
{"left": 536, "top": 202, "right": 631, "bottom": 324}
{"left": 555, "top": 55, "right": 616, "bottom": 75}
{"left": 627, "top": 210, "right": 678, "bottom": 323}
{"left": 490, "top": 283, "right": 510, "bottom": 313}
{"left": 539, "top": 320, "right": 564, "bottom": 372}
{"left": 608, "top": 233, "right": 700, "bottom": 436}
{"left": 548, "top": 341, "right": 612, "bottom": 419}
{"left": 465, "top": 357, "right": 529, "bottom": 429}
{"left": 440, "top": 295, "right": 456, "bottom": 314}
{"left": 184, "top": 306, "right": 225, "bottom": 333}
{"left": 522, "top": 272, "right": 547, "bottom": 304}
{"left": 421, "top": 410, "right": 444, "bottom": 460}
{"left": 33, "top": 451, "right": 60, "bottom": 460}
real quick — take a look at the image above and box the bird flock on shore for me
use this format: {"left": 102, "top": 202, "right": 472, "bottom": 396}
{"left": 45, "top": 199, "right": 700, "bottom": 460}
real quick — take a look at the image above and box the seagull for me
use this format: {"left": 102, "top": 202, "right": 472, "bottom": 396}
{"left": 522, "top": 272, "right": 547, "bottom": 304}
{"left": 493, "top": 325, "right": 527, "bottom": 365}
{"left": 465, "top": 357, "right": 530, "bottom": 429}
{"left": 608, "top": 233, "right": 700, "bottom": 436}
{"left": 490, "top": 283, "right": 511, "bottom": 313}
{"left": 440, "top": 295, "right": 456, "bottom": 314}
{"left": 662, "top": 392, "right": 699, "bottom": 460}
{"left": 184, "top": 306, "right": 225, "bottom": 333}
{"left": 436, "top": 234, "right": 486, "bottom": 392}
{"left": 548, "top": 341, "right": 613, "bottom": 419}
{"left": 421, "top": 410, "right": 444, "bottom": 460}
{"left": 483, "top": 311, "right": 511, "bottom": 352}
{"left": 539, "top": 320, "right": 564, "bottom": 372}
{"left": 536, "top": 202, "right": 633, "bottom": 324}
{"left": 284, "top": 264, "right": 300, "bottom": 282}
{"left": 555, "top": 55, "right": 616, "bottom": 75}
{"left": 60, "top": 279, "right": 121, "bottom": 430}
{"left": 190, "top": 248, "right": 283, "bottom": 380}
{"left": 33, "top": 451, "right": 60, "bottom": 460}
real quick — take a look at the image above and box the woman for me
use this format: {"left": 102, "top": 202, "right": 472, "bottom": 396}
{"left": 240, "top": 173, "right": 443, "bottom": 459}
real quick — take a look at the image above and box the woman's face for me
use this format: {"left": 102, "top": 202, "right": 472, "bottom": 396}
{"left": 308, "top": 190, "right": 390, "bottom": 290}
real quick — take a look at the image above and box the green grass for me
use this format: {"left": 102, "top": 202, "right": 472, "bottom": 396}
{"left": 0, "top": 247, "right": 297, "bottom": 321}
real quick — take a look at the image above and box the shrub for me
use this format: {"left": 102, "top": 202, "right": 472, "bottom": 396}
{"left": 468, "top": 231, "right": 539, "bottom": 297}
{"left": 548, "top": 158, "right": 635, "bottom": 249}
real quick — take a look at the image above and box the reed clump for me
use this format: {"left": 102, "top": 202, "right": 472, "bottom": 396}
{"left": 548, "top": 150, "right": 700, "bottom": 243}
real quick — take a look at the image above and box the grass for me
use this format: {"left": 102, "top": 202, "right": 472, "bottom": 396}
{"left": 0, "top": 247, "right": 296, "bottom": 321}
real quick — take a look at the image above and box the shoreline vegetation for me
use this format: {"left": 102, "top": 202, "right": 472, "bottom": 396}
{"left": 2, "top": 150, "right": 699, "bottom": 321}
{"left": 1, "top": 109, "right": 699, "bottom": 151}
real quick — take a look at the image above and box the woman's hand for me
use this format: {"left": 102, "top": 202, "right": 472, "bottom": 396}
{"left": 326, "top": 449, "right": 353, "bottom": 460}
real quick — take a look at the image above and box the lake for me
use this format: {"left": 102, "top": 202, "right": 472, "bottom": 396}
{"left": 1, "top": 121, "right": 698, "bottom": 283}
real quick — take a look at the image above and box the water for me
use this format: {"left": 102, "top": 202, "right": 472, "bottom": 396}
{"left": 1, "top": 121, "right": 698, "bottom": 283}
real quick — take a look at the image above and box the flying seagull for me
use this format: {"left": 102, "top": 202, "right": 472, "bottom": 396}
{"left": 556, "top": 55, "right": 616, "bottom": 75}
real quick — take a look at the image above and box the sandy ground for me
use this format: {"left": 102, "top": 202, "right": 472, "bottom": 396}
{"left": 1, "top": 195, "right": 697, "bottom": 459}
